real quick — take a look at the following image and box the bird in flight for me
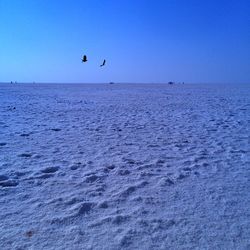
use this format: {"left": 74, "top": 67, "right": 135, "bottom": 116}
{"left": 82, "top": 55, "right": 87, "bottom": 62}
{"left": 100, "top": 59, "right": 106, "bottom": 67}
{"left": 81, "top": 54, "right": 106, "bottom": 67}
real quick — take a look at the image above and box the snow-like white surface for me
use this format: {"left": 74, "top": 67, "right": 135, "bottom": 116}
{"left": 0, "top": 83, "right": 249, "bottom": 249}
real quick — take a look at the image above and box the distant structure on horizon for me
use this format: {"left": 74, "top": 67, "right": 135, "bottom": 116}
{"left": 167, "top": 81, "right": 185, "bottom": 84}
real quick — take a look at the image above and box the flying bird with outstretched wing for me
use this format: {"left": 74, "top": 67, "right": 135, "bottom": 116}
{"left": 82, "top": 55, "right": 87, "bottom": 62}
{"left": 100, "top": 59, "right": 106, "bottom": 67}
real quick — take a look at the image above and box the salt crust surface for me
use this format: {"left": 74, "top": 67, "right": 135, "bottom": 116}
{"left": 0, "top": 83, "right": 249, "bottom": 249}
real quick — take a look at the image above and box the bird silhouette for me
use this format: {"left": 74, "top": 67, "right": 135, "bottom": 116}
{"left": 82, "top": 55, "right": 87, "bottom": 62}
{"left": 100, "top": 59, "right": 106, "bottom": 67}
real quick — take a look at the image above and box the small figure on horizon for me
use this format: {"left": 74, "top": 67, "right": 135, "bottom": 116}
{"left": 82, "top": 55, "right": 87, "bottom": 62}
{"left": 100, "top": 59, "right": 106, "bottom": 67}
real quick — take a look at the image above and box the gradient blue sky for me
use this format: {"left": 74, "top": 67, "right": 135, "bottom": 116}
{"left": 0, "top": 0, "right": 249, "bottom": 83}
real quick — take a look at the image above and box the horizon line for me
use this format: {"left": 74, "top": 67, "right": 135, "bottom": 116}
{"left": 0, "top": 81, "right": 249, "bottom": 85}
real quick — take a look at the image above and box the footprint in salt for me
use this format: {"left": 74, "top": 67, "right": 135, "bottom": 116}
{"left": 20, "top": 133, "right": 30, "bottom": 137}
{"left": 0, "top": 175, "right": 9, "bottom": 181}
{"left": 41, "top": 166, "right": 60, "bottom": 174}
{"left": 0, "top": 174, "right": 19, "bottom": 187}
{"left": 51, "top": 128, "right": 61, "bottom": 132}
{"left": 35, "top": 166, "right": 60, "bottom": 179}
{"left": 18, "top": 153, "right": 32, "bottom": 158}
{"left": 77, "top": 202, "right": 96, "bottom": 215}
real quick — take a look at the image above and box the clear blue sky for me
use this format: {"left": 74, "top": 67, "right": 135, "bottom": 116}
{"left": 0, "top": 0, "right": 249, "bottom": 83}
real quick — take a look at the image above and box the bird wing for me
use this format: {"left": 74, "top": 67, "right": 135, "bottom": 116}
{"left": 100, "top": 59, "right": 106, "bottom": 66}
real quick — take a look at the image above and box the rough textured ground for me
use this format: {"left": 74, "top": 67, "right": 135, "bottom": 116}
{"left": 0, "top": 83, "right": 249, "bottom": 250}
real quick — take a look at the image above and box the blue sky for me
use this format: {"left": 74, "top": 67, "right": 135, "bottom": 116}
{"left": 0, "top": 0, "right": 249, "bottom": 83}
